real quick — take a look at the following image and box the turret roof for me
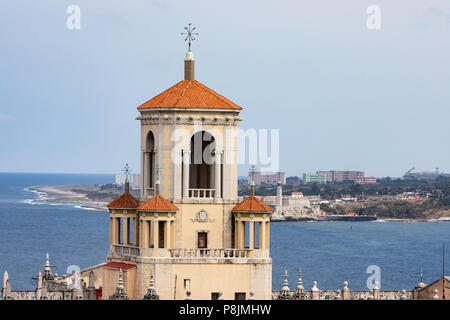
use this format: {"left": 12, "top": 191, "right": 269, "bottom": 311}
{"left": 107, "top": 192, "right": 139, "bottom": 209}
{"left": 137, "top": 80, "right": 242, "bottom": 111}
{"left": 137, "top": 194, "right": 179, "bottom": 212}
{"left": 232, "top": 195, "right": 274, "bottom": 213}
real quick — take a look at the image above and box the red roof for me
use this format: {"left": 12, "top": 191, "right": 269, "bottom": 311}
{"left": 232, "top": 196, "right": 274, "bottom": 213}
{"left": 137, "top": 194, "right": 179, "bottom": 212}
{"left": 104, "top": 262, "right": 136, "bottom": 270}
{"left": 137, "top": 80, "right": 242, "bottom": 111}
{"left": 107, "top": 192, "right": 139, "bottom": 209}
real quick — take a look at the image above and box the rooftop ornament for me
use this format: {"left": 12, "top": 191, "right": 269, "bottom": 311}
{"left": 143, "top": 272, "right": 160, "bottom": 300}
{"left": 110, "top": 269, "right": 129, "bottom": 300}
{"left": 181, "top": 23, "right": 198, "bottom": 51}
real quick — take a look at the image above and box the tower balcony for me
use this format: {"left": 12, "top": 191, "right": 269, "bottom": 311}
{"left": 188, "top": 188, "right": 215, "bottom": 199}
{"left": 109, "top": 244, "right": 270, "bottom": 262}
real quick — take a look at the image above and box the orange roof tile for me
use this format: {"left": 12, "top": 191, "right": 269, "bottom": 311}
{"left": 104, "top": 262, "right": 136, "bottom": 270}
{"left": 232, "top": 196, "right": 274, "bottom": 213}
{"left": 137, "top": 194, "right": 179, "bottom": 212}
{"left": 107, "top": 192, "right": 139, "bottom": 209}
{"left": 137, "top": 80, "right": 242, "bottom": 111}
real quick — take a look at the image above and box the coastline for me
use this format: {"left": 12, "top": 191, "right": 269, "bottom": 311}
{"left": 25, "top": 185, "right": 450, "bottom": 221}
{"left": 26, "top": 185, "right": 109, "bottom": 211}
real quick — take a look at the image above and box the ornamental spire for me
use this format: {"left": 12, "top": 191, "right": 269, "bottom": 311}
{"left": 143, "top": 271, "right": 160, "bottom": 300}
{"left": 42, "top": 253, "right": 56, "bottom": 280}
{"left": 181, "top": 23, "right": 197, "bottom": 80}
{"left": 110, "top": 269, "right": 129, "bottom": 300}
{"left": 249, "top": 166, "right": 256, "bottom": 196}
{"left": 122, "top": 164, "right": 132, "bottom": 193}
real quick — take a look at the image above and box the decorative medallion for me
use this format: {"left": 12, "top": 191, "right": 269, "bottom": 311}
{"left": 191, "top": 209, "right": 215, "bottom": 223}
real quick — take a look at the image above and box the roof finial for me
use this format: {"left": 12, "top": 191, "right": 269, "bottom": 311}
{"left": 155, "top": 167, "right": 160, "bottom": 195}
{"left": 143, "top": 271, "right": 160, "bottom": 300}
{"left": 181, "top": 23, "right": 198, "bottom": 52}
{"left": 249, "top": 166, "right": 256, "bottom": 196}
{"left": 122, "top": 163, "right": 132, "bottom": 193}
{"left": 42, "top": 253, "right": 56, "bottom": 280}
{"left": 110, "top": 269, "right": 129, "bottom": 300}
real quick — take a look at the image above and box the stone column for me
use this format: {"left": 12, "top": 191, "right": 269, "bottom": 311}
{"left": 234, "top": 220, "right": 239, "bottom": 248}
{"left": 249, "top": 221, "right": 255, "bottom": 249}
{"left": 182, "top": 150, "right": 190, "bottom": 199}
{"left": 153, "top": 220, "right": 159, "bottom": 249}
{"left": 214, "top": 150, "right": 222, "bottom": 199}
{"left": 260, "top": 222, "right": 266, "bottom": 249}
{"left": 164, "top": 221, "right": 171, "bottom": 248}
{"left": 143, "top": 220, "right": 149, "bottom": 248}
{"left": 133, "top": 218, "right": 139, "bottom": 246}
{"left": 238, "top": 221, "right": 245, "bottom": 249}
{"left": 139, "top": 218, "right": 144, "bottom": 248}
{"left": 144, "top": 152, "right": 150, "bottom": 196}
{"left": 109, "top": 217, "right": 114, "bottom": 245}
{"left": 265, "top": 222, "right": 270, "bottom": 249}
{"left": 123, "top": 218, "right": 129, "bottom": 245}
{"left": 113, "top": 218, "right": 120, "bottom": 244}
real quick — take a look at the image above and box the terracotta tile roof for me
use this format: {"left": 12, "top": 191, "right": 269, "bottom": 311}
{"left": 232, "top": 196, "right": 274, "bottom": 213}
{"left": 107, "top": 193, "right": 139, "bottom": 209}
{"left": 104, "top": 262, "right": 136, "bottom": 271}
{"left": 137, "top": 194, "right": 179, "bottom": 212}
{"left": 137, "top": 80, "right": 242, "bottom": 111}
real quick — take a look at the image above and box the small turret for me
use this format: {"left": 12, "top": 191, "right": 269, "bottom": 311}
{"left": 110, "top": 269, "right": 129, "bottom": 300}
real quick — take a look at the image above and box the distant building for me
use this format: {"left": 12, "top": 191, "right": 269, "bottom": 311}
{"left": 250, "top": 171, "right": 286, "bottom": 186}
{"left": 315, "top": 170, "right": 365, "bottom": 183}
{"left": 115, "top": 174, "right": 141, "bottom": 190}
{"left": 302, "top": 172, "right": 327, "bottom": 184}
{"left": 355, "top": 176, "right": 377, "bottom": 184}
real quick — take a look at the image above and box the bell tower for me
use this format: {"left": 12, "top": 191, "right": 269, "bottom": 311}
{"left": 104, "top": 25, "right": 272, "bottom": 300}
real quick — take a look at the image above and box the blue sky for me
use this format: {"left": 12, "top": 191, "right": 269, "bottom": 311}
{"left": 0, "top": 0, "right": 449, "bottom": 177}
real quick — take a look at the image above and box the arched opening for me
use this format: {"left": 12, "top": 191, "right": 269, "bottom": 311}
{"left": 184, "top": 131, "right": 220, "bottom": 199}
{"left": 144, "top": 131, "right": 155, "bottom": 197}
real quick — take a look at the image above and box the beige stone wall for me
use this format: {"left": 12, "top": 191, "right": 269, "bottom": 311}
{"left": 102, "top": 267, "right": 136, "bottom": 300}
{"left": 418, "top": 278, "right": 450, "bottom": 300}
{"left": 129, "top": 259, "right": 272, "bottom": 300}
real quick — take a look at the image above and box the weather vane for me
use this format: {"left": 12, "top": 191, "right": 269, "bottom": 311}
{"left": 181, "top": 23, "right": 198, "bottom": 51}
{"left": 122, "top": 163, "right": 132, "bottom": 183}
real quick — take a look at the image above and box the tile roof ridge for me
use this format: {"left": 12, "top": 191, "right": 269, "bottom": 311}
{"left": 174, "top": 80, "right": 193, "bottom": 107}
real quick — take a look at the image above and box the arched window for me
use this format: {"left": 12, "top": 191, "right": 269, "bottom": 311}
{"left": 189, "top": 131, "right": 215, "bottom": 189}
{"left": 144, "top": 131, "right": 155, "bottom": 196}
{"left": 184, "top": 131, "right": 221, "bottom": 199}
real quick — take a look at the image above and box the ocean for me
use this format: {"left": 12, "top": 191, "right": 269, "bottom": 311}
{"left": 0, "top": 173, "right": 448, "bottom": 291}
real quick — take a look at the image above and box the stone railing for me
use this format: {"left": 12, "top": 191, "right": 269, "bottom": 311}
{"left": 272, "top": 289, "right": 414, "bottom": 300}
{"left": 111, "top": 244, "right": 141, "bottom": 258}
{"left": 110, "top": 245, "right": 269, "bottom": 260}
{"left": 189, "top": 188, "right": 215, "bottom": 199}
{"left": 168, "top": 248, "right": 251, "bottom": 258}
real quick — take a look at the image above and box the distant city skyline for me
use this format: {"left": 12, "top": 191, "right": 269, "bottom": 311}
{"left": 1, "top": 1, "right": 449, "bottom": 177}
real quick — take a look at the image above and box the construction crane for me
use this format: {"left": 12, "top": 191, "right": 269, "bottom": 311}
{"left": 406, "top": 167, "right": 415, "bottom": 174}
